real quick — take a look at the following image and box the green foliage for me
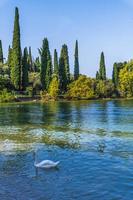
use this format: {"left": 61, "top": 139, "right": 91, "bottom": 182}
{"left": 99, "top": 52, "right": 106, "bottom": 80}
{"left": 39, "top": 38, "right": 52, "bottom": 91}
{"left": 22, "top": 47, "right": 29, "bottom": 90}
{"left": 112, "top": 62, "right": 125, "bottom": 88}
{"left": 0, "top": 40, "right": 4, "bottom": 64}
{"left": 64, "top": 44, "right": 70, "bottom": 84}
{"left": 112, "top": 63, "right": 119, "bottom": 88}
{"left": 95, "top": 80, "right": 115, "bottom": 98}
{"left": 119, "top": 60, "right": 133, "bottom": 97}
{"left": 2, "top": 6, "right": 133, "bottom": 101}
{"left": 26, "top": 86, "right": 34, "bottom": 97}
{"left": 54, "top": 49, "right": 59, "bottom": 76}
{"left": 59, "top": 44, "right": 70, "bottom": 93}
{"left": 48, "top": 76, "right": 59, "bottom": 100}
{"left": 96, "top": 71, "right": 100, "bottom": 80}
{"left": 40, "top": 90, "right": 51, "bottom": 101}
{"left": 0, "top": 89, "right": 15, "bottom": 103}
{"left": 74, "top": 40, "right": 79, "bottom": 80}
{"left": 28, "top": 47, "right": 33, "bottom": 71}
{"left": 45, "top": 54, "right": 52, "bottom": 90}
{"left": 29, "top": 72, "right": 41, "bottom": 94}
{"left": 34, "top": 57, "right": 40, "bottom": 72}
{"left": 11, "top": 7, "right": 22, "bottom": 90}
{"left": 59, "top": 46, "right": 67, "bottom": 92}
{"left": 67, "top": 75, "right": 95, "bottom": 99}
{"left": 0, "top": 76, "right": 12, "bottom": 90}
{"left": 39, "top": 38, "right": 48, "bottom": 90}
{"left": 7, "top": 45, "right": 12, "bottom": 71}
{"left": 0, "top": 64, "right": 10, "bottom": 77}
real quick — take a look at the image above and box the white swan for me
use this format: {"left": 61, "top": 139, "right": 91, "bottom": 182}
{"left": 33, "top": 152, "right": 60, "bottom": 169}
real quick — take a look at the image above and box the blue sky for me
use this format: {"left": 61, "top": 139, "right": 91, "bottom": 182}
{"left": 0, "top": 0, "right": 133, "bottom": 77}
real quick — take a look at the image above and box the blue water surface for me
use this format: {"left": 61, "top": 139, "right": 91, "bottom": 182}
{"left": 0, "top": 100, "right": 133, "bottom": 200}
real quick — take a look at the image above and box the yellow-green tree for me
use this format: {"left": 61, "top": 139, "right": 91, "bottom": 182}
{"left": 119, "top": 60, "right": 133, "bottom": 97}
{"left": 67, "top": 75, "right": 95, "bottom": 99}
{"left": 48, "top": 76, "right": 59, "bottom": 100}
{"left": 95, "top": 80, "right": 114, "bottom": 98}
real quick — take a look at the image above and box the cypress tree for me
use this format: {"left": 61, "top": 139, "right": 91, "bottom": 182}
{"left": 59, "top": 45, "right": 68, "bottom": 92}
{"left": 28, "top": 46, "right": 33, "bottom": 71}
{"left": 112, "top": 62, "right": 125, "bottom": 88}
{"left": 45, "top": 53, "right": 53, "bottom": 90}
{"left": 25, "top": 46, "right": 29, "bottom": 59}
{"left": 54, "top": 49, "right": 59, "bottom": 76}
{"left": 99, "top": 52, "right": 106, "bottom": 80}
{"left": 34, "top": 57, "right": 40, "bottom": 72}
{"left": 7, "top": 45, "right": 12, "bottom": 77}
{"left": 0, "top": 40, "right": 4, "bottom": 64}
{"left": 96, "top": 71, "right": 100, "bottom": 80}
{"left": 63, "top": 44, "right": 70, "bottom": 84}
{"left": 7, "top": 45, "right": 12, "bottom": 68}
{"left": 39, "top": 38, "right": 52, "bottom": 90}
{"left": 11, "top": 7, "right": 22, "bottom": 90}
{"left": 74, "top": 40, "right": 79, "bottom": 80}
{"left": 22, "top": 47, "right": 29, "bottom": 90}
{"left": 112, "top": 63, "right": 118, "bottom": 88}
{"left": 39, "top": 38, "right": 48, "bottom": 90}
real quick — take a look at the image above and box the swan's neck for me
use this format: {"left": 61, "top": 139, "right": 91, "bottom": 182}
{"left": 33, "top": 152, "right": 37, "bottom": 165}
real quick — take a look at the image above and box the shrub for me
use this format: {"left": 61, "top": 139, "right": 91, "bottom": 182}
{"left": 40, "top": 90, "right": 50, "bottom": 101}
{"left": 66, "top": 75, "right": 95, "bottom": 99}
{"left": 26, "top": 86, "right": 34, "bottom": 97}
{"left": 0, "top": 76, "right": 12, "bottom": 90}
{"left": 48, "top": 76, "right": 59, "bottom": 100}
{"left": 95, "top": 80, "right": 115, "bottom": 98}
{"left": 0, "top": 89, "right": 15, "bottom": 103}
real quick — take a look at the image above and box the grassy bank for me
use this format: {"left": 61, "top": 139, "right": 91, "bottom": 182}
{"left": 1, "top": 93, "right": 133, "bottom": 104}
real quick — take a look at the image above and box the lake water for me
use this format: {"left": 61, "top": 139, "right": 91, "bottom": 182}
{"left": 0, "top": 100, "right": 133, "bottom": 200}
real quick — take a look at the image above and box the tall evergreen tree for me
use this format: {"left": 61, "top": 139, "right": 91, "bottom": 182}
{"left": 39, "top": 38, "right": 48, "bottom": 90}
{"left": 99, "top": 52, "right": 106, "bottom": 80}
{"left": 96, "top": 71, "right": 100, "bottom": 80}
{"left": 39, "top": 38, "right": 52, "bottom": 90}
{"left": 63, "top": 44, "right": 70, "bottom": 84}
{"left": 54, "top": 49, "right": 59, "bottom": 76}
{"left": 34, "top": 57, "right": 40, "bottom": 72}
{"left": 22, "top": 47, "right": 29, "bottom": 90}
{"left": 112, "top": 63, "right": 118, "bottom": 88}
{"left": 7, "top": 45, "right": 12, "bottom": 66}
{"left": 112, "top": 62, "right": 126, "bottom": 88}
{"left": 74, "top": 40, "right": 79, "bottom": 80}
{"left": 28, "top": 46, "right": 33, "bottom": 71}
{"left": 45, "top": 54, "right": 52, "bottom": 90}
{"left": 7, "top": 45, "right": 12, "bottom": 77}
{"left": 11, "top": 7, "right": 22, "bottom": 90}
{"left": 59, "top": 45, "right": 68, "bottom": 92}
{"left": 0, "top": 40, "right": 4, "bottom": 64}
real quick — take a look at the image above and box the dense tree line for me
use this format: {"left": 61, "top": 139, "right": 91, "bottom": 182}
{"left": 3, "top": 8, "right": 80, "bottom": 97}
{"left": 1, "top": 7, "right": 133, "bottom": 102}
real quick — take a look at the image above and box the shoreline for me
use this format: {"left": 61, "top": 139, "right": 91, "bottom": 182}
{"left": 1, "top": 96, "right": 133, "bottom": 104}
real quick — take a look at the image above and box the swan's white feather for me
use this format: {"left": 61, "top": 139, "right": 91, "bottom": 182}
{"left": 34, "top": 160, "right": 60, "bottom": 168}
